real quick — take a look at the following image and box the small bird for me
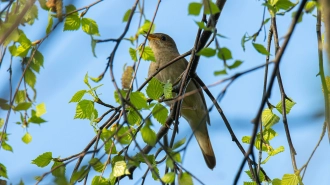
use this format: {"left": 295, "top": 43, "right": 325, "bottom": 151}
{"left": 147, "top": 33, "right": 216, "bottom": 169}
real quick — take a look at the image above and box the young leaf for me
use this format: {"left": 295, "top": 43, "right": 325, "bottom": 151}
{"left": 89, "top": 158, "right": 104, "bottom": 172}
{"left": 272, "top": 178, "right": 282, "bottom": 185}
{"left": 161, "top": 172, "right": 175, "bottom": 183}
{"left": 141, "top": 124, "right": 157, "bottom": 146}
{"left": 228, "top": 60, "right": 243, "bottom": 69}
{"left": 2, "top": 141, "right": 13, "bottom": 152}
{"left": 13, "top": 102, "right": 32, "bottom": 111}
{"left": 32, "top": 152, "right": 53, "bottom": 167}
{"left": 15, "top": 90, "right": 26, "bottom": 104}
{"left": 114, "top": 89, "right": 127, "bottom": 104}
{"left": 146, "top": 77, "right": 163, "bottom": 100}
{"left": 130, "top": 91, "right": 148, "bottom": 109}
{"left": 25, "top": 67, "right": 37, "bottom": 89}
{"left": 197, "top": 48, "right": 216, "bottom": 57}
{"left": 137, "top": 20, "right": 155, "bottom": 35}
{"left": 0, "top": 163, "right": 8, "bottom": 179}
{"left": 173, "top": 138, "right": 186, "bottom": 149}
{"left": 46, "top": 11, "right": 53, "bottom": 34}
{"left": 152, "top": 103, "right": 168, "bottom": 125}
{"left": 269, "top": 146, "right": 285, "bottom": 156}
{"left": 281, "top": 174, "right": 301, "bottom": 185}
{"left": 129, "top": 47, "right": 137, "bottom": 62}
{"left": 304, "top": 1, "right": 316, "bottom": 13}
{"left": 81, "top": 18, "right": 100, "bottom": 36}
{"left": 74, "top": 100, "right": 94, "bottom": 120}
{"left": 123, "top": 9, "right": 132, "bottom": 22}
{"left": 163, "top": 81, "right": 173, "bottom": 99}
{"left": 127, "top": 109, "right": 142, "bottom": 125}
{"left": 69, "top": 90, "right": 87, "bottom": 103}
{"left": 275, "top": 98, "right": 296, "bottom": 114}
{"left": 203, "top": 0, "right": 220, "bottom": 15}
{"left": 104, "top": 139, "right": 117, "bottom": 154}
{"left": 178, "top": 172, "right": 193, "bottom": 185}
{"left": 113, "top": 161, "right": 130, "bottom": 177}
{"left": 139, "top": 46, "right": 155, "bottom": 62}
{"left": 64, "top": 5, "right": 80, "bottom": 31}
{"left": 29, "top": 109, "right": 47, "bottom": 124}
{"left": 188, "top": 2, "right": 202, "bottom": 16}
{"left": 217, "top": 47, "right": 233, "bottom": 60}
{"left": 91, "top": 176, "right": 108, "bottom": 185}
{"left": 252, "top": 43, "right": 270, "bottom": 56}
{"left": 22, "top": 132, "right": 32, "bottom": 144}
{"left": 261, "top": 108, "right": 280, "bottom": 129}
{"left": 214, "top": 69, "right": 227, "bottom": 76}
{"left": 91, "top": 36, "right": 97, "bottom": 57}
{"left": 36, "top": 102, "right": 46, "bottom": 117}
{"left": 51, "top": 161, "right": 66, "bottom": 177}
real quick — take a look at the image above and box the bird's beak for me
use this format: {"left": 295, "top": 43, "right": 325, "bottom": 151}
{"left": 146, "top": 34, "right": 159, "bottom": 41}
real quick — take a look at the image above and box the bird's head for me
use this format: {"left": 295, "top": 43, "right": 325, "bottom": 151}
{"left": 147, "top": 33, "right": 179, "bottom": 54}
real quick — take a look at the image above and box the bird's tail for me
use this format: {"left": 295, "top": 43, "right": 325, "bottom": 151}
{"left": 193, "top": 120, "right": 216, "bottom": 169}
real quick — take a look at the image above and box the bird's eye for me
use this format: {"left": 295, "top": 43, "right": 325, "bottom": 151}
{"left": 161, "top": 36, "right": 167, "bottom": 41}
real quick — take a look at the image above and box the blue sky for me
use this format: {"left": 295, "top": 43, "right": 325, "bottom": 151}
{"left": 0, "top": 0, "right": 329, "bottom": 184}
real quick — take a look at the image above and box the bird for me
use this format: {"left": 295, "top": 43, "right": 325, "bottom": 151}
{"left": 147, "top": 33, "right": 216, "bottom": 169}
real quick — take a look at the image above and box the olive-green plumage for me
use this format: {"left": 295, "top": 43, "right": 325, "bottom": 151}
{"left": 147, "top": 33, "right": 216, "bottom": 169}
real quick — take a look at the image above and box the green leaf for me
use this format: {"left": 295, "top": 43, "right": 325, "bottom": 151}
{"left": 137, "top": 20, "right": 155, "bottom": 35}
{"left": 243, "top": 181, "right": 257, "bottom": 185}
{"left": 0, "top": 99, "right": 10, "bottom": 110}
{"left": 91, "top": 176, "right": 108, "bottom": 185}
{"left": 0, "top": 118, "right": 4, "bottom": 129}
{"left": 195, "top": 21, "right": 211, "bottom": 30}
{"left": 15, "top": 33, "right": 31, "bottom": 57}
{"left": 179, "top": 172, "right": 193, "bottom": 185}
{"left": 276, "top": 0, "right": 295, "bottom": 11}
{"left": 129, "top": 47, "right": 137, "bottom": 62}
{"left": 15, "top": 90, "right": 26, "bottom": 104}
{"left": 0, "top": 163, "right": 8, "bottom": 179}
{"left": 163, "top": 81, "right": 173, "bottom": 99}
{"left": 91, "top": 37, "right": 97, "bottom": 57}
{"left": 104, "top": 139, "right": 117, "bottom": 154}
{"left": 152, "top": 103, "right": 168, "bottom": 125}
{"left": 25, "top": 67, "right": 37, "bottom": 89}
{"left": 51, "top": 161, "right": 66, "bottom": 177}
{"left": 127, "top": 109, "right": 142, "bottom": 125}
{"left": 262, "top": 108, "right": 280, "bottom": 129}
{"left": 29, "top": 110, "right": 47, "bottom": 124}
{"left": 162, "top": 172, "right": 175, "bottom": 183}
{"left": 262, "top": 128, "right": 278, "bottom": 141}
{"left": 228, "top": 60, "right": 243, "bottom": 69}
{"left": 203, "top": 1, "right": 220, "bottom": 15}
{"left": 114, "top": 89, "right": 127, "bottom": 104}
{"left": 173, "top": 138, "right": 186, "bottom": 149}
{"left": 64, "top": 5, "right": 80, "bottom": 31}
{"left": 46, "top": 11, "right": 53, "bottom": 34}
{"left": 32, "top": 152, "right": 53, "bottom": 167}
{"left": 305, "top": 1, "right": 316, "bottom": 13}
{"left": 130, "top": 91, "right": 148, "bottom": 109}
{"left": 275, "top": 98, "right": 296, "bottom": 114}
{"left": 2, "top": 141, "right": 13, "bottom": 152}
{"left": 116, "top": 126, "right": 135, "bottom": 144}
{"left": 69, "top": 90, "right": 87, "bottom": 103}
{"left": 269, "top": 146, "right": 285, "bottom": 156}
{"left": 70, "top": 165, "right": 89, "bottom": 183}
{"left": 292, "top": 11, "right": 303, "bottom": 23}
{"left": 197, "top": 48, "right": 216, "bottom": 57}
{"left": 113, "top": 161, "right": 130, "bottom": 177}
{"left": 146, "top": 77, "right": 163, "bottom": 99}
{"left": 242, "top": 136, "right": 251, "bottom": 144}
{"left": 252, "top": 43, "right": 270, "bottom": 56}
{"left": 82, "top": 18, "right": 100, "bottom": 36}
{"left": 217, "top": 47, "right": 233, "bottom": 60}
{"left": 282, "top": 174, "right": 302, "bottom": 185}
{"left": 272, "top": 178, "right": 282, "bottom": 185}
{"left": 188, "top": 2, "right": 202, "bottom": 16}
{"left": 13, "top": 102, "right": 32, "bottom": 111}
{"left": 22, "top": 132, "right": 32, "bottom": 144}
{"left": 123, "top": 9, "right": 132, "bottom": 22}
{"left": 214, "top": 69, "right": 227, "bottom": 76}
{"left": 141, "top": 124, "right": 157, "bottom": 146}
{"left": 36, "top": 102, "right": 46, "bottom": 117}
{"left": 89, "top": 158, "right": 104, "bottom": 172}
{"left": 23, "top": 4, "right": 38, "bottom": 25}
{"left": 74, "top": 100, "right": 95, "bottom": 120}
{"left": 139, "top": 46, "right": 155, "bottom": 62}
